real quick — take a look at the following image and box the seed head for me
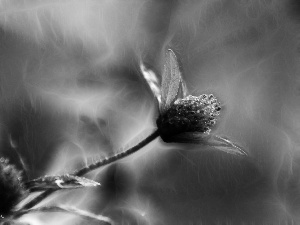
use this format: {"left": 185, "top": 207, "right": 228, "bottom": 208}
{"left": 157, "top": 94, "right": 221, "bottom": 142}
{"left": 0, "top": 158, "right": 26, "bottom": 216}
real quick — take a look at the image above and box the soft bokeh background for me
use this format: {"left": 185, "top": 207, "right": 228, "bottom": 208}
{"left": 0, "top": 0, "right": 300, "bottom": 224}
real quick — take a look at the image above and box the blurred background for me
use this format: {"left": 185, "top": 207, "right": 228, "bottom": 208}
{"left": 0, "top": 0, "right": 300, "bottom": 224}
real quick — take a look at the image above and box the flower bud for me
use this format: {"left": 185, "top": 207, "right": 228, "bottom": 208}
{"left": 157, "top": 94, "right": 221, "bottom": 142}
{"left": 0, "top": 158, "right": 26, "bottom": 216}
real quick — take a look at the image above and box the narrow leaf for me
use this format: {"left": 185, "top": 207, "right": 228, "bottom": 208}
{"left": 14, "top": 205, "right": 113, "bottom": 225}
{"left": 0, "top": 219, "right": 29, "bottom": 225}
{"left": 25, "top": 174, "right": 100, "bottom": 191}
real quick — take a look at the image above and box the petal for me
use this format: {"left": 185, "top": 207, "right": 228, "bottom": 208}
{"left": 161, "top": 49, "right": 185, "bottom": 113}
{"left": 139, "top": 62, "right": 161, "bottom": 105}
{"left": 204, "top": 135, "right": 248, "bottom": 156}
{"left": 160, "top": 132, "right": 248, "bottom": 156}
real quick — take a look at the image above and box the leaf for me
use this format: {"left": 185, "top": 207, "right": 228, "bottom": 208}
{"left": 140, "top": 62, "right": 161, "bottom": 104}
{"left": 25, "top": 174, "right": 100, "bottom": 191}
{"left": 0, "top": 219, "right": 30, "bottom": 225}
{"left": 161, "top": 49, "right": 183, "bottom": 113}
{"left": 13, "top": 205, "right": 113, "bottom": 225}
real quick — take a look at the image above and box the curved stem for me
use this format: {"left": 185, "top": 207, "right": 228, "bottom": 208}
{"left": 74, "top": 129, "right": 160, "bottom": 176}
{"left": 20, "top": 130, "right": 160, "bottom": 210}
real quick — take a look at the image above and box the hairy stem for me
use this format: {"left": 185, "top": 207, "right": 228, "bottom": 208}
{"left": 74, "top": 129, "right": 160, "bottom": 176}
{"left": 20, "top": 130, "right": 160, "bottom": 210}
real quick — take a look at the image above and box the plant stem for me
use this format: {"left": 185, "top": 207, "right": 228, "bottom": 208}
{"left": 74, "top": 129, "right": 160, "bottom": 176}
{"left": 20, "top": 129, "right": 160, "bottom": 210}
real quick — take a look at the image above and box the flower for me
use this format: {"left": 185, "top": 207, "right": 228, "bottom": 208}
{"left": 0, "top": 158, "right": 26, "bottom": 217}
{"left": 0, "top": 158, "right": 107, "bottom": 224}
{"left": 140, "top": 48, "right": 247, "bottom": 156}
{"left": 157, "top": 94, "right": 221, "bottom": 142}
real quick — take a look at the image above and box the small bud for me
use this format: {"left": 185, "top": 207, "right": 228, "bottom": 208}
{"left": 25, "top": 174, "right": 100, "bottom": 191}
{"left": 156, "top": 94, "right": 221, "bottom": 142}
{"left": 0, "top": 158, "right": 26, "bottom": 216}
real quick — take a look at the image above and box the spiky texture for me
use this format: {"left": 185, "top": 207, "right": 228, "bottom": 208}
{"left": 0, "top": 158, "right": 26, "bottom": 216}
{"left": 157, "top": 94, "right": 221, "bottom": 142}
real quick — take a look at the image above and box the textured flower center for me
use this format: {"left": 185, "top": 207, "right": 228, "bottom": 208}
{"left": 157, "top": 94, "right": 221, "bottom": 141}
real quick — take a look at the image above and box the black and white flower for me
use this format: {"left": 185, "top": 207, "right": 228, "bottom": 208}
{"left": 141, "top": 49, "right": 247, "bottom": 156}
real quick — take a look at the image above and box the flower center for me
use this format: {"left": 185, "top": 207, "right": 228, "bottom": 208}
{"left": 157, "top": 94, "right": 221, "bottom": 141}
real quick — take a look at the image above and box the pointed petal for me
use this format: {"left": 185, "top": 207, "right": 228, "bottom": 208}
{"left": 140, "top": 62, "right": 161, "bottom": 105}
{"left": 161, "top": 49, "right": 183, "bottom": 113}
{"left": 161, "top": 132, "right": 248, "bottom": 156}
{"left": 206, "top": 135, "right": 248, "bottom": 156}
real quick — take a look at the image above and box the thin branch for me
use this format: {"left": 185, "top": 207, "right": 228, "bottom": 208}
{"left": 20, "top": 130, "right": 160, "bottom": 210}
{"left": 14, "top": 205, "right": 113, "bottom": 225}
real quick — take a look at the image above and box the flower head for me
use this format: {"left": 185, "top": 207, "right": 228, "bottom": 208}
{"left": 157, "top": 94, "right": 221, "bottom": 142}
{"left": 0, "top": 158, "right": 26, "bottom": 217}
{"left": 140, "top": 48, "right": 247, "bottom": 156}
